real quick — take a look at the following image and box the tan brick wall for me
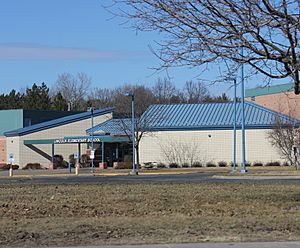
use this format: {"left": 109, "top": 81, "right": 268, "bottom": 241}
{"left": 139, "top": 129, "right": 284, "bottom": 165}
{"left": 6, "top": 136, "right": 20, "bottom": 165}
{"left": 7, "top": 113, "right": 112, "bottom": 168}
{"left": 0, "top": 136, "right": 7, "bottom": 163}
{"left": 246, "top": 92, "right": 300, "bottom": 119}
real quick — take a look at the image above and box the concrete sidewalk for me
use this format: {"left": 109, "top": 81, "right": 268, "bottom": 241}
{"left": 0, "top": 168, "right": 201, "bottom": 178}
{"left": 52, "top": 241, "right": 300, "bottom": 248}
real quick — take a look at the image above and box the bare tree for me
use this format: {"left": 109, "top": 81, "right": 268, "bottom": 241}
{"left": 113, "top": 84, "right": 157, "bottom": 165}
{"left": 54, "top": 72, "right": 91, "bottom": 110}
{"left": 87, "top": 87, "right": 114, "bottom": 109}
{"left": 117, "top": 117, "right": 151, "bottom": 167}
{"left": 184, "top": 80, "right": 210, "bottom": 103}
{"left": 268, "top": 117, "right": 299, "bottom": 167}
{"left": 152, "top": 77, "right": 177, "bottom": 103}
{"left": 109, "top": 0, "right": 300, "bottom": 94}
{"left": 113, "top": 84, "right": 156, "bottom": 116}
{"left": 160, "top": 139, "right": 203, "bottom": 167}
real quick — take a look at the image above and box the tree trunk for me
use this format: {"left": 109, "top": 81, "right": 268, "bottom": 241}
{"left": 135, "top": 144, "right": 140, "bottom": 168}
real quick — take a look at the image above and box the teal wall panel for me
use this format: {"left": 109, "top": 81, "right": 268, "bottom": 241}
{"left": 0, "top": 109, "right": 23, "bottom": 135}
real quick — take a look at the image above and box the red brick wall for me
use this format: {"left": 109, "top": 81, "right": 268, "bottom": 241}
{"left": 0, "top": 137, "right": 6, "bottom": 163}
{"left": 246, "top": 91, "right": 300, "bottom": 119}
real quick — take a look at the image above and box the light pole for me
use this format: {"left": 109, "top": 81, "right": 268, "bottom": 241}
{"left": 89, "top": 107, "right": 95, "bottom": 176}
{"left": 233, "top": 79, "right": 237, "bottom": 173}
{"left": 228, "top": 78, "right": 237, "bottom": 173}
{"left": 126, "top": 93, "right": 138, "bottom": 175}
{"left": 241, "top": 46, "right": 247, "bottom": 173}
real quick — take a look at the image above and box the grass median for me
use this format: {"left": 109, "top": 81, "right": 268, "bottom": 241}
{"left": 1, "top": 181, "right": 300, "bottom": 247}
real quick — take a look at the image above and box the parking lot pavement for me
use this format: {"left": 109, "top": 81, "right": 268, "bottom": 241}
{"left": 53, "top": 241, "right": 300, "bottom": 248}
{"left": 2, "top": 168, "right": 300, "bottom": 185}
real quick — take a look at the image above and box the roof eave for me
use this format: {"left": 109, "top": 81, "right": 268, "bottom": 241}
{"left": 4, "top": 107, "right": 114, "bottom": 137}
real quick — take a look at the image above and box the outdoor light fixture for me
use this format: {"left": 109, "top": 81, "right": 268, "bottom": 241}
{"left": 125, "top": 93, "right": 138, "bottom": 175}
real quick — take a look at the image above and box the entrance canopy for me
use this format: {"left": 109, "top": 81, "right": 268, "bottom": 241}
{"left": 23, "top": 135, "right": 131, "bottom": 166}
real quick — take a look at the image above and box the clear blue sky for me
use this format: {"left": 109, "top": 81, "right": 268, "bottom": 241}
{"left": 0, "top": 0, "right": 283, "bottom": 96}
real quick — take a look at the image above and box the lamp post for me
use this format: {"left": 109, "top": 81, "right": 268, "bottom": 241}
{"left": 126, "top": 93, "right": 137, "bottom": 175}
{"left": 241, "top": 47, "right": 246, "bottom": 173}
{"left": 89, "top": 107, "right": 95, "bottom": 176}
{"left": 228, "top": 78, "right": 237, "bottom": 173}
{"left": 233, "top": 79, "right": 237, "bottom": 173}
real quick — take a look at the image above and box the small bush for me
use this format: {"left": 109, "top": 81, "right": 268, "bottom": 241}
{"left": 265, "top": 161, "right": 281, "bottom": 166}
{"left": 229, "top": 162, "right": 239, "bottom": 167}
{"left": 283, "top": 161, "right": 290, "bottom": 166}
{"left": 0, "top": 163, "right": 9, "bottom": 170}
{"left": 192, "top": 161, "right": 203, "bottom": 167}
{"left": 206, "top": 162, "right": 216, "bottom": 167}
{"left": 273, "top": 161, "right": 281, "bottom": 167}
{"left": 157, "top": 163, "right": 166, "bottom": 168}
{"left": 252, "top": 161, "right": 263, "bottom": 166}
{"left": 113, "top": 162, "right": 132, "bottom": 169}
{"left": 81, "top": 154, "right": 89, "bottom": 168}
{"left": 182, "top": 162, "right": 190, "bottom": 168}
{"left": 218, "top": 161, "right": 227, "bottom": 167}
{"left": 68, "top": 154, "right": 76, "bottom": 166}
{"left": 0, "top": 164, "right": 19, "bottom": 170}
{"left": 246, "top": 161, "right": 251, "bottom": 167}
{"left": 11, "top": 164, "right": 19, "bottom": 170}
{"left": 143, "top": 162, "right": 154, "bottom": 169}
{"left": 23, "top": 163, "right": 42, "bottom": 170}
{"left": 53, "top": 155, "right": 68, "bottom": 168}
{"left": 169, "top": 162, "right": 178, "bottom": 168}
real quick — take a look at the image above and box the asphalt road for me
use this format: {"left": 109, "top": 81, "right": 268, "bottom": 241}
{"left": 1, "top": 172, "right": 300, "bottom": 185}
{"left": 52, "top": 241, "right": 300, "bottom": 248}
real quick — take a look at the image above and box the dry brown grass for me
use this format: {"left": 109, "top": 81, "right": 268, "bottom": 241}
{"left": 1, "top": 182, "right": 300, "bottom": 247}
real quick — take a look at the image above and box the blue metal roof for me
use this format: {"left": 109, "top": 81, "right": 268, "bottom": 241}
{"left": 87, "top": 102, "right": 300, "bottom": 133}
{"left": 143, "top": 102, "right": 300, "bottom": 130}
{"left": 86, "top": 118, "right": 130, "bottom": 136}
{"left": 4, "top": 107, "right": 114, "bottom": 137}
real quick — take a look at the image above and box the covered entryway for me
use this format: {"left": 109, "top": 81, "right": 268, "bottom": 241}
{"left": 24, "top": 135, "right": 130, "bottom": 168}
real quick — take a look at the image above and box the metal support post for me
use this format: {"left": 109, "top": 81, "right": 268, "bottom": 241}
{"left": 90, "top": 108, "right": 95, "bottom": 175}
{"left": 241, "top": 47, "right": 247, "bottom": 173}
{"left": 129, "top": 94, "right": 137, "bottom": 175}
{"left": 51, "top": 143, "right": 55, "bottom": 164}
{"left": 68, "top": 161, "right": 72, "bottom": 174}
{"left": 116, "top": 143, "right": 119, "bottom": 162}
{"left": 233, "top": 79, "right": 237, "bottom": 173}
{"left": 102, "top": 141, "right": 105, "bottom": 163}
{"left": 78, "top": 143, "right": 81, "bottom": 163}
{"left": 9, "top": 164, "right": 13, "bottom": 177}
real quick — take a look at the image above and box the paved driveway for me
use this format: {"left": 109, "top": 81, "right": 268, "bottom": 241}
{"left": 52, "top": 241, "right": 300, "bottom": 248}
{"left": 1, "top": 171, "right": 300, "bottom": 185}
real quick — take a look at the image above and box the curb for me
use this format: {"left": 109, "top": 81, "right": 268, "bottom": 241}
{"left": 0, "top": 171, "right": 196, "bottom": 179}
{"left": 0, "top": 174, "right": 79, "bottom": 179}
{"left": 213, "top": 175, "right": 300, "bottom": 180}
{"left": 95, "top": 171, "right": 196, "bottom": 176}
{"left": 138, "top": 171, "right": 195, "bottom": 175}
{"left": 95, "top": 173, "right": 128, "bottom": 177}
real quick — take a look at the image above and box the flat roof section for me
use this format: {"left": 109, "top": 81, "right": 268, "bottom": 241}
{"left": 245, "top": 83, "right": 293, "bottom": 97}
